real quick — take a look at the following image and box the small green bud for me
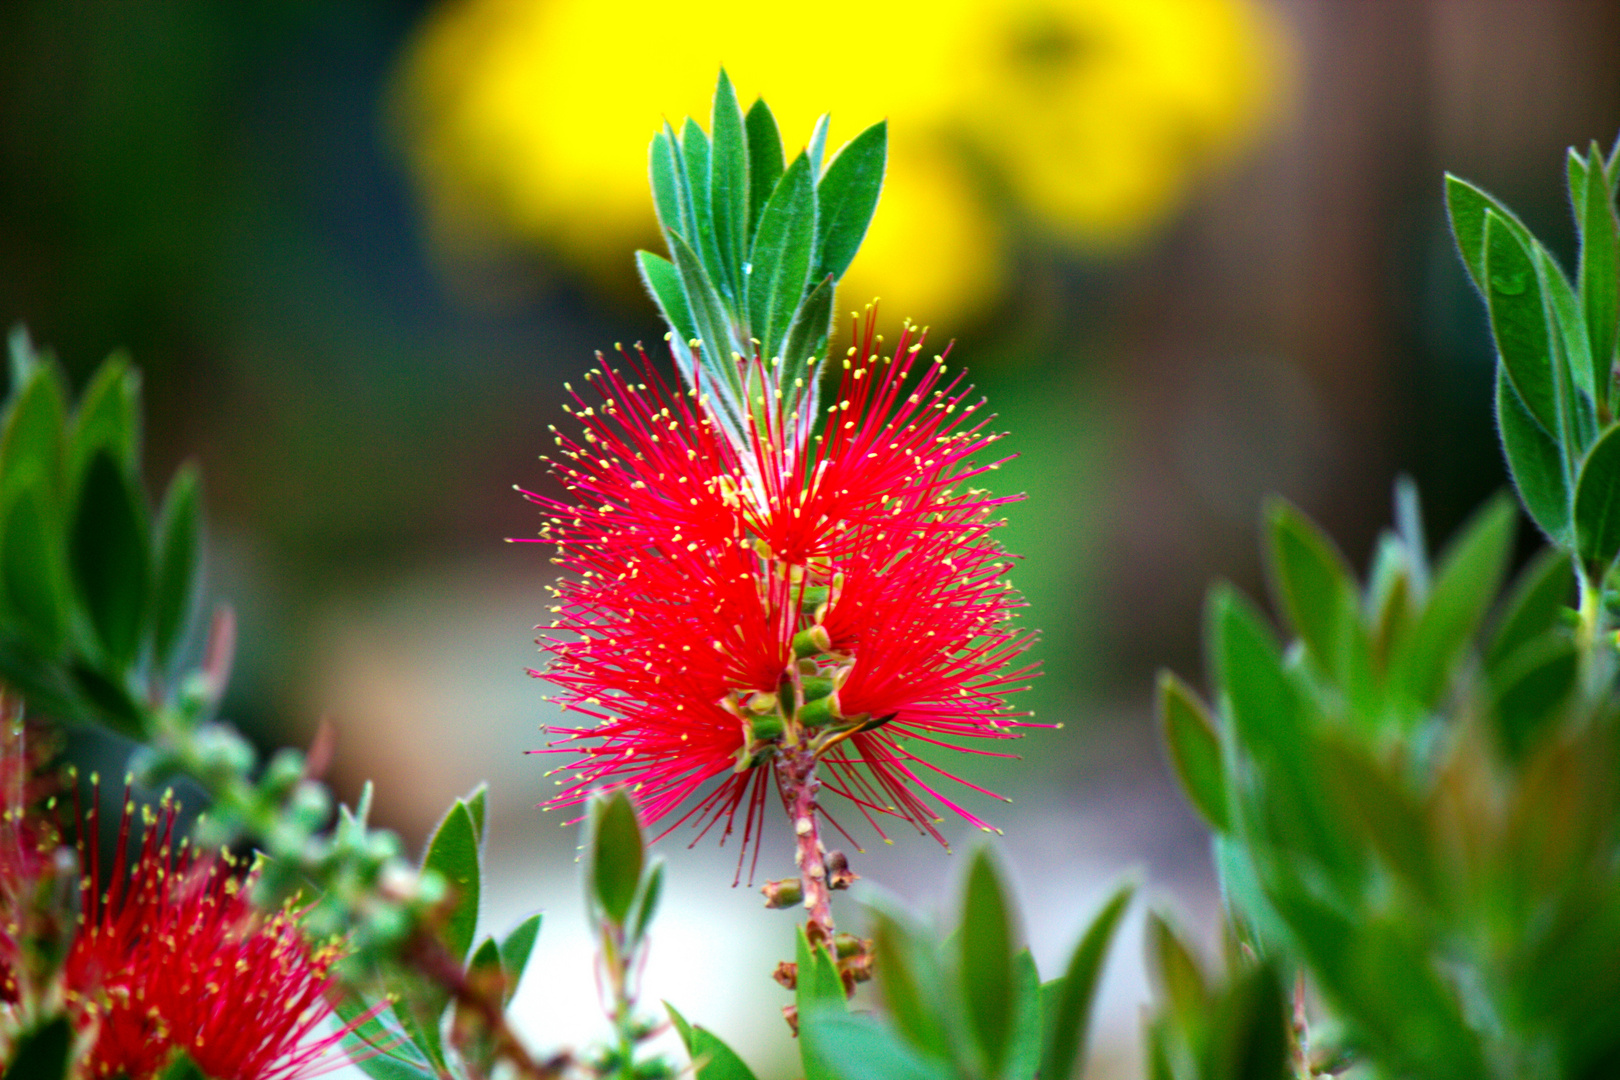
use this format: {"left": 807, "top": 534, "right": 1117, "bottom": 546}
{"left": 798, "top": 692, "right": 843, "bottom": 728}
{"left": 792, "top": 625, "right": 833, "bottom": 658}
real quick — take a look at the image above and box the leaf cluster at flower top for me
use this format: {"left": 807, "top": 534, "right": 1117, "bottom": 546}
{"left": 522, "top": 310, "right": 1039, "bottom": 856}
{"left": 395, "top": 0, "right": 1287, "bottom": 325}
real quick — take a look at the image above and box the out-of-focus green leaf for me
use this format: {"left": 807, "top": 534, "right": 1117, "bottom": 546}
{"left": 748, "top": 152, "right": 816, "bottom": 362}
{"left": 709, "top": 71, "right": 748, "bottom": 306}
{"left": 666, "top": 1001, "right": 761, "bottom": 1080}
{"left": 744, "top": 98, "right": 784, "bottom": 238}
{"left": 1489, "top": 633, "right": 1578, "bottom": 762}
{"left": 960, "top": 846, "right": 1017, "bottom": 1078}
{"left": 797, "top": 927, "right": 848, "bottom": 1080}
{"left": 1040, "top": 882, "right": 1133, "bottom": 1080}
{"left": 423, "top": 799, "right": 481, "bottom": 963}
{"left": 158, "top": 1052, "right": 208, "bottom": 1080}
{"left": 1265, "top": 499, "right": 1359, "bottom": 683}
{"left": 1497, "top": 366, "right": 1570, "bottom": 543}
{"left": 1581, "top": 143, "right": 1619, "bottom": 411}
{"left": 799, "top": 1007, "right": 952, "bottom": 1080}
{"left": 1004, "top": 950, "right": 1042, "bottom": 1080}
{"left": 0, "top": 362, "right": 67, "bottom": 506}
{"left": 68, "top": 660, "right": 144, "bottom": 737}
{"left": 1575, "top": 424, "right": 1620, "bottom": 574}
{"left": 70, "top": 449, "right": 149, "bottom": 667}
{"left": 498, "top": 912, "right": 542, "bottom": 1006}
{"left": 1392, "top": 494, "right": 1516, "bottom": 708}
{"left": 3, "top": 1016, "right": 72, "bottom": 1080}
{"left": 150, "top": 464, "right": 201, "bottom": 668}
{"left": 68, "top": 354, "right": 140, "bottom": 481}
{"left": 629, "top": 857, "right": 664, "bottom": 946}
{"left": 1319, "top": 738, "right": 1436, "bottom": 902}
{"left": 1446, "top": 174, "right": 1536, "bottom": 296}
{"left": 1209, "top": 587, "right": 1305, "bottom": 764}
{"left": 589, "top": 790, "right": 644, "bottom": 925}
{"left": 869, "top": 898, "right": 950, "bottom": 1059}
{"left": 1485, "top": 212, "right": 1559, "bottom": 440}
{"left": 1147, "top": 912, "right": 1207, "bottom": 1026}
{"left": 467, "top": 935, "right": 501, "bottom": 984}
{"left": 1486, "top": 545, "right": 1574, "bottom": 671}
{"left": 1207, "top": 964, "right": 1290, "bottom": 1080}
{"left": 813, "top": 121, "right": 886, "bottom": 283}
{"left": 1158, "top": 671, "right": 1228, "bottom": 833}
{"left": 1, "top": 482, "right": 68, "bottom": 652}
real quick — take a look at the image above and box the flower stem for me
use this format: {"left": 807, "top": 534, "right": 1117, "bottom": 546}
{"left": 776, "top": 744, "right": 833, "bottom": 938}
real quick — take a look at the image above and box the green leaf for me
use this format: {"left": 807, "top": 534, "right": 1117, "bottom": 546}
{"left": 1264, "top": 498, "right": 1358, "bottom": 683}
{"left": 680, "top": 119, "right": 727, "bottom": 308}
{"left": 468, "top": 935, "right": 502, "bottom": 983}
{"left": 68, "top": 659, "right": 145, "bottom": 736}
{"left": 1157, "top": 671, "right": 1228, "bottom": 832}
{"left": 1039, "top": 882, "right": 1133, "bottom": 1080}
{"left": 465, "top": 782, "right": 487, "bottom": 843}
{"left": 1209, "top": 587, "right": 1304, "bottom": 764}
{"left": 423, "top": 799, "right": 481, "bottom": 963}
{"left": 589, "top": 790, "right": 644, "bottom": 925}
{"left": 1, "top": 482, "right": 69, "bottom": 652}
{"left": 1207, "top": 963, "right": 1290, "bottom": 1080}
{"left": 1486, "top": 545, "right": 1574, "bottom": 671}
{"left": 629, "top": 857, "right": 664, "bottom": 946}
{"left": 748, "top": 152, "right": 817, "bottom": 361}
{"left": 800, "top": 1007, "right": 953, "bottom": 1080}
{"left": 796, "top": 927, "right": 848, "bottom": 1080}
{"left": 150, "top": 464, "right": 201, "bottom": 668}
{"left": 1489, "top": 633, "right": 1578, "bottom": 762}
{"left": 1497, "top": 365, "right": 1570, "bottom": 542}
{"left": 1392, "top": 494, "right": 1517, "bottom": 708}
{"left": 159, "top": 1052, "right": 208, "bottom": 1080}
{"left": 669, "top": 231, "right": 746, "bottom": 403}
{"left": 807, "top": 115, "right": 830, "bottom": 177}
{"left": 337, "top": 995, "right": 439, "bottom": 1080}
{"left": 0, "top": 362, "right": 67, "bottom": 506}
{"left": 1004, "top": 950, "right": 1043, "bottom": 1080}
{"left": 675, "top": 1014, "right": 762, "bottom": 1080}
{"left": 744, "top": 98, "right": 784, "bottom": 239}
{"left": 666, "top": 1000, "right": 696, "bottom": 1050}
{"left": 3, "top": 1016, "right": 72, "bottom": 1080}
{"left": 960, "top": 846, "right": 1017, "bottom": 1077}
{"left": 1318, "top": 737, "right": 1436, "bottom": 902}
{"left": 1485, "top": 211, "right": 1560, "bottom": 438}
{"left": 649, "top": 127, "right": 686, "bottom": 237}
{"left": 813, "top": 121, "right": 886, "bottom": 283}
{"left": 1569, "top": 146, "right": 1591, "bottom": 219}
{"left": 781, "top": 273, "right": 834, "bottom": 382}
{"left": 1147, "top": 912, "right": 1207, "bottom": 1025}
{"left": 69, "top": 354, "right": 141, "bottom": 482}
{"left": 71, "top": 449, "right": 149, "bottom": 666}
{"left": 1446, "top": 173, "right": 1536, "bottom": 296}
{"left": 1575, "top": 423, "right": 1620, "bottom": 573}
{"left": 1539, "top": 244, "right": 1596, "bottom": 438}
{"left": 637, "top": 250, "right": 698, "bottom": 346}
{"left": 498, "top": 912, "right": 542, "bottom": 1007}
{"left": 709, "top": 71, "right": 749, "bottom": 307}
{"left": 1581, "top": 143, "right": 1619, "bottom": 411}
{"left": 871, "top": 906, "right": 950, "bottom": 1059}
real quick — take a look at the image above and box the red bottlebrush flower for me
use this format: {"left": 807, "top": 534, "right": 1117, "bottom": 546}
{"left": 61, "top": 793, "right": 360, "bottom": 1080}
{"left": 521, "top": 312, "right": 1040, "bottom": 863}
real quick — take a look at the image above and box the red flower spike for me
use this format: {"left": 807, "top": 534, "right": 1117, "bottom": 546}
{"left": 521, "top": 311, "right": 1043, "bottom": 865}
{"left": 62, "top": 791, "right": 366, "bottom": 1080}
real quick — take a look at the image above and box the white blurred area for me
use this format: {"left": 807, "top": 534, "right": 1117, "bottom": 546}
{"left": 306, "top": 562, "right": 1219, "bottom": 1079}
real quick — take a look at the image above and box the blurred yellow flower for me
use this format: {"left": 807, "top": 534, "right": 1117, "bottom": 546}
{"left": 395, "top": 0, "right": 1286, "bottom": 325}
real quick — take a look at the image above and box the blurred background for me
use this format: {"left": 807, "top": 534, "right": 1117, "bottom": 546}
{"left": 1, "top": 0, "right": 1618, "bottom": 1075}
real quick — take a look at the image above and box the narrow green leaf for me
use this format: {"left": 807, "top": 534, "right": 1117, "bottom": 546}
{"left": 960, "top": 846, "right": 1017, "bottom": 1077}
{"left": 1581, "top": 143, "right": 1619, "bottom": 411}
{"left": 649, "top": 128, "right": 685, "bottom": 236}
{"left": 0, "top": 363, "right": 67, "bottom": 505}
{"left": 680, "top": 119, "right": 727, "bottom": 308}
{"left": 150, "top": 464, "right": 201, "bottom": 668}
{"left": 69, "top": 355, "right": 141, "bottom": 482}
{"left": 1004, "top": 950, "right": 1043, "bottom": 1080}
{"left": 780, "top": 273, "right": 834, "bottom": 381}
{"left": 1537, "top": 245, "right": 1599, "bottom": 453}
{"left": 1393, "top": 494, "right": 1517, "bottom": 707}
{"left": 498, "top": 912, "right": 542, "bottom": 1006}
{"left": 1209, "top": 586, "right": 1304, "bottom": 763}
{"left": 637, "top": 249, "right": 698, "bottom": 345}
{"left": 686, "top": 1024, "right": 763, "bottom": 1080}
{"left": 1264, "top": 498, "right": 1358, "bottom": 682}
{"left": 423, "top": 800, "right": 481, "bottom": 963}
{"left": 747, "top": 153, "right": 817, "bottom": 361}
{"left": 1039, "top": 882, "right": 1133, "bottom": 1080}
{"left": 1489, "top": 633, "right": 1578, "bottom": 762}
{"left": 3, "top": 1016, "right": 72, "bottom": 1080}
{"left": 465, "top": 783, "right": 488, "bottom": 843}
{"left": 468, "top": 935, "right": 501, "bottom": 979}
{"left": 871, "top": 909, "right": 950, "bottom": 1059}
{"left": 796, "top": 927, "right": 848, "bottom": 1080}
{"left": 6, "top": 325, "right": 39, "bottom": 391}
{"left": 1497, "top": 365, "right": 1570, "bottom": 542}
{"left": 1576, "top": 423, "right": 1620, "bottom": 573}
{"left": 1569, "top": 146, "right": 1591, "bottom": 220}
{"left": 337, "top": 995, "right": 439, "bottom": 1080}
{"left": 1208, "top": 963, "right": 1290, "bottom": 1080}
{"left": 813, "top": 121, "right": 887, "bottom": 283}
{"left": 669, "top": 230, "right": 745, "bottom": 396}
{"left": 589, "top": 790, "right": 644, "bottom": 925}
{"left": 744, "top": 98, "right": 784, "bottom": 239}
{"left": 799, "top": 1007, "right": 952, "bottom": 1080}
{"left": 807, "top": 114, "right": 830, "bottom": 177}
{"left": 1446, "top": 174, "right": 1536, "bottom": 296}
{"left": 1157, "top": 671, "right": 1228, "bottom": 832}
{"left": 1, "top": 483, "right": 68, "bottom": 652}
{"left": 1486, "top": 545, "right": 1574, "bottom": 670}
{"left": 1147, "top": 912, "right": 1207, "bottom": 1025}
{"left": 709, "top": 71, "right": 749, "bottom": 307}
{"left": 70, "top": 449, "right": 149, "bottom": 666}
{"left": 1319, "top": 737, "right": 1436, "bottom": 901}
{"left": 1485, "top": 211, "right": 1559, "bottom": 437}
{"left": 666, "top": 1000, "right": 695, "bottom": 1053}
{"left": 629, "top": 857, "right": 664, "bottom": 946}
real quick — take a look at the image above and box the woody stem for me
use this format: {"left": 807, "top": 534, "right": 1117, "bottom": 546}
{"left": 776, "top": 743, "right": 833, "bottom": 937}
